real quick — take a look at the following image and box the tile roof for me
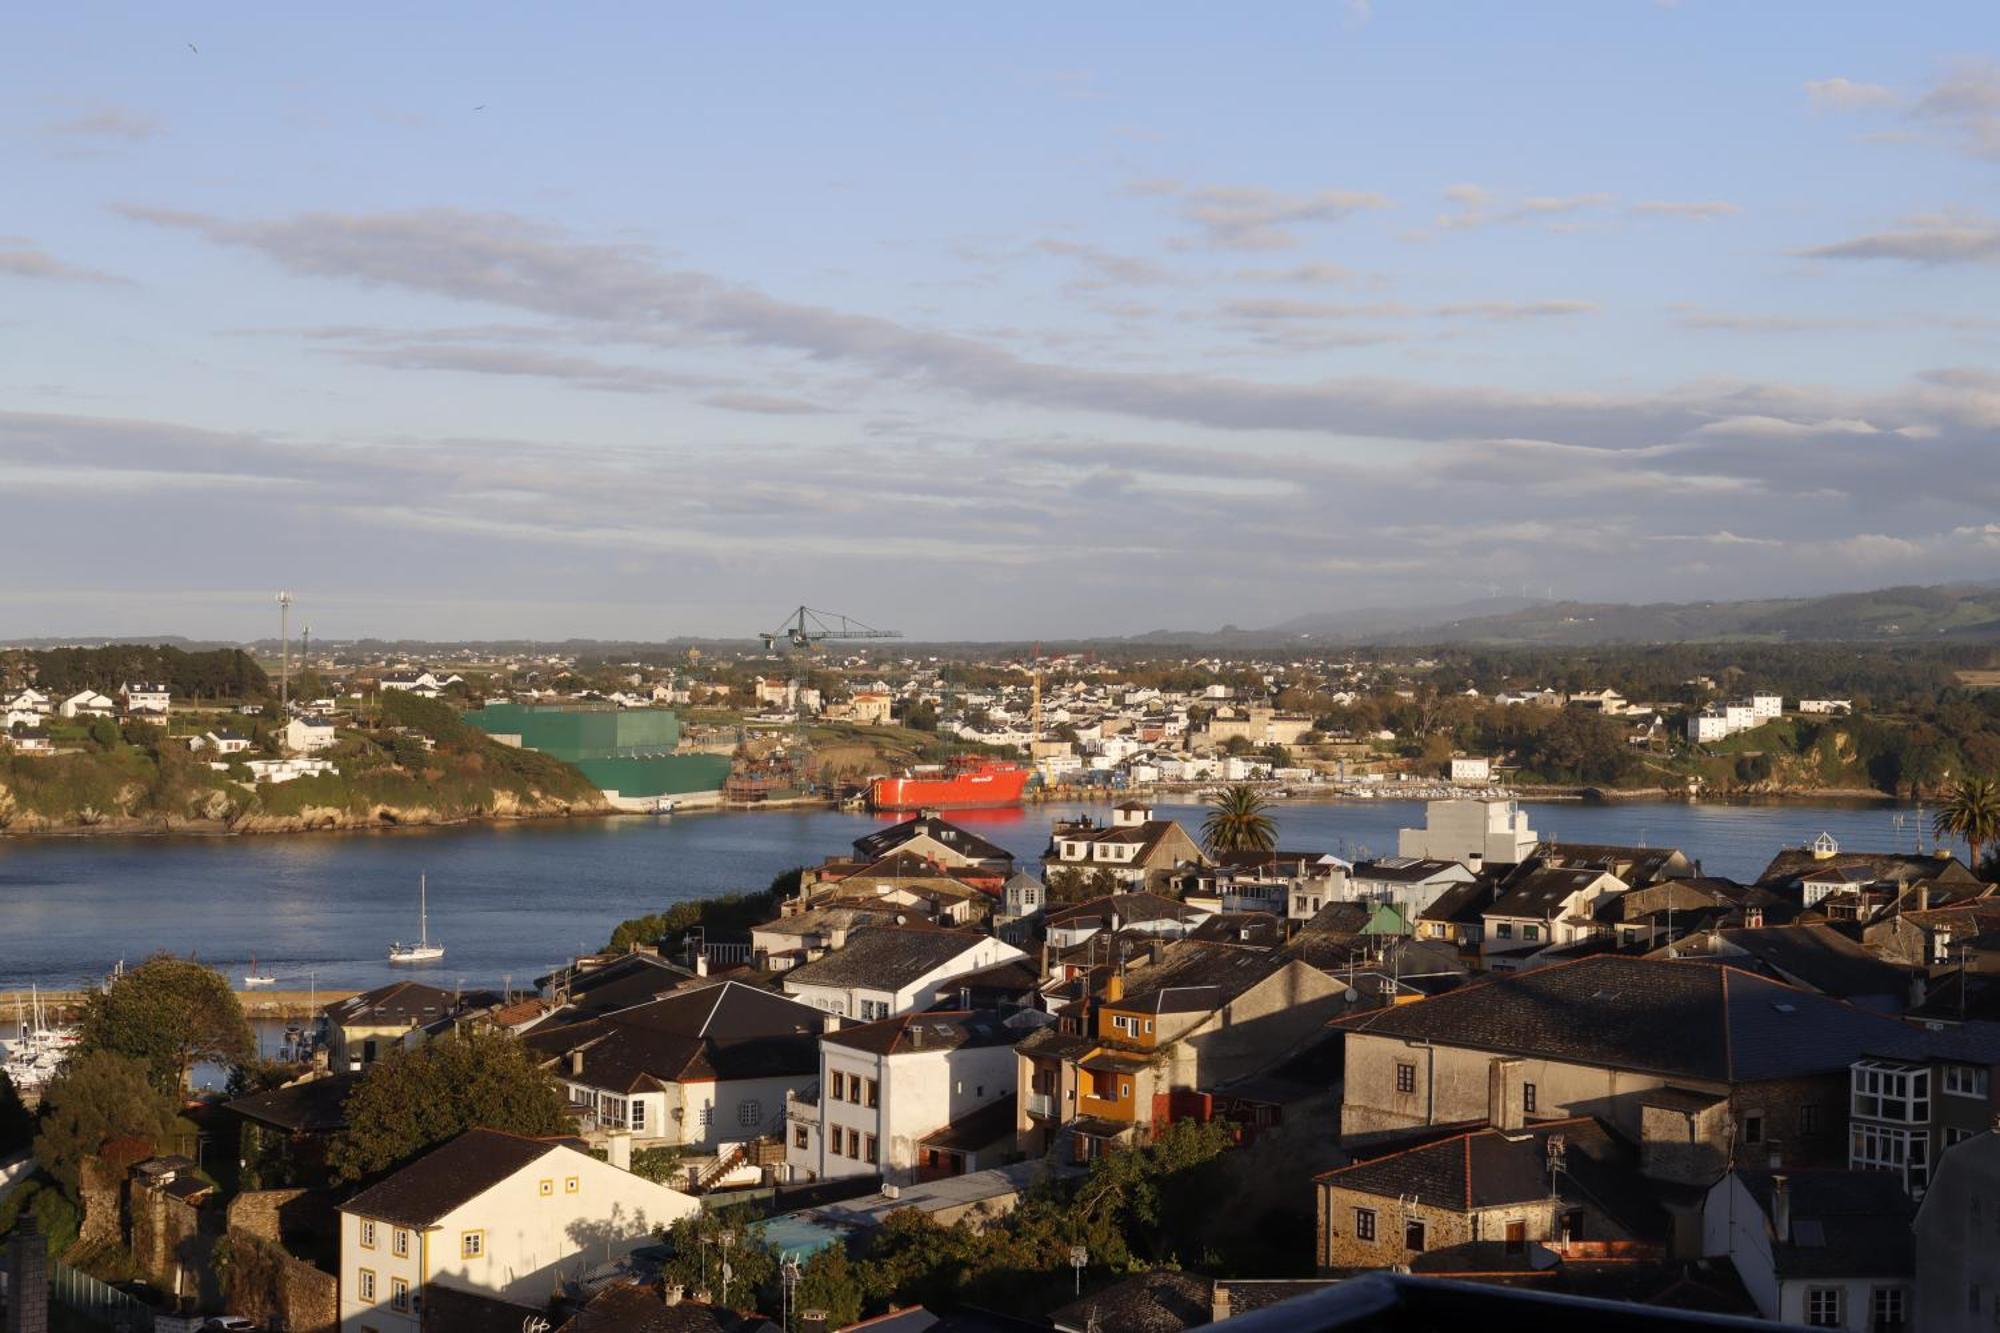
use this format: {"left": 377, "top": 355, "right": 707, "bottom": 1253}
{"left": 824, "top": 1009, "right": 1021, "bottom": 1058}
{"left": 1340, "top": 955, "right": 1967, "bottom": 1083}
{"left": 1487, "top": 867, "right": 1617, "bottom": 920}
{"left": 1106, "top": 940, "right": 1292, "bottom": 1015}
{"left": 524, "top": 980, "right": 824, "bottom": 1093}
{"left": 782, "top": 927, "right": 997, "bottom": 992}
{"left": 342, "top": 1128, "right": 560, "bottom": 1227}
{"left": 1048, "top": 1269, "right": 1210, "bottom": 1333}
{"left": 854, "top": 815, "right": 1015, "bottom": 866}
{"left": 1734, "top": 1168, "right": 1915, "bottom": 1280}
{"left": 1043, "top": 892, "right": 1198, "bottom": 930}
{"left": 224, "top": 1072, "right": 359, "bottom": 1134}
{"left": 1675, "top": 925, "right": 1915, "bottom": 1000}
{"left": 1757, "top": 848, "right": 1976, "bottom": 889}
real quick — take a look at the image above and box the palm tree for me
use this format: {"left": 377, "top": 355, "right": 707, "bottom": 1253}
{"left": 1935, "top": 775, "right": 2000, "bottom": 876}
{"left": 1201, "top": 784, "right": 1277, "bottom": 856}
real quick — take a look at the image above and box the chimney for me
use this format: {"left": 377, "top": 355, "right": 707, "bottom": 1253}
{"left": 1489, "top": 1058, "right": 1523, "bottom": 1132}
{"left": 822, "top": 1011, "right": 842, "bottom": 1034}
{"left": 1105, "top": 971, "right": 1124, "bottom": 1004}
{"left": 800, "top": 1311, "right": 829, "bottom": 1333}
{"left": 1211, "top": 1281, "right": 1231, "bottom": 1324}
{"left": 664, "top": 1283, "right": 685, "bottom": 1306}
{"left": 1771, "top": 1174, "right": 1792, "bottom": 1243}
{"left": 1744, "top": 906, "right": 1763, "bottom": 929}
{"left": 569, "top": 1049, "right": 585, "bottom": 1077}
{"left": 608, "top": 1131, "right": 632, "bottom": 1172}
{"left": 1917, "top": 883, "right": 1931, "bottom": 913}
{"left": 1150, "top": 939, "right": 1166, "bottom": 966}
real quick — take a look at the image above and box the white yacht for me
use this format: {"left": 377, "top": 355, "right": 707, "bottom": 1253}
{"left": 388, "top": 874, "right": 445, "bottom": 964}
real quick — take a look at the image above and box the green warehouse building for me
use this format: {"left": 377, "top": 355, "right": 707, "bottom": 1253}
{"left": 465, "top": 703, "right": 730, "bottom": 808}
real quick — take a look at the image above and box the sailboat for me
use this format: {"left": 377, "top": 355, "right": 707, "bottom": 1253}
{"left": 243, "top": 958, "right": 276, "bottom": 987}
{"left": 388, "top": 874, "right": 445, "bottom": 964}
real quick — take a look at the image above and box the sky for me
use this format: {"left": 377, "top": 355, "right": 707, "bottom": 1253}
{"left": 3, "top": 3, "right": 1999, "bottom": 642}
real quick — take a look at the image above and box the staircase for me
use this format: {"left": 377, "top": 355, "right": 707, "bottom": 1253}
{"left": 692, "top": 1142, "right": 750, "bottom": 1192}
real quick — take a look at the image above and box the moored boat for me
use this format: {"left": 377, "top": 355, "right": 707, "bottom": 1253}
{"left": 868, "top": 756, "right": 1031, "bottom": 811}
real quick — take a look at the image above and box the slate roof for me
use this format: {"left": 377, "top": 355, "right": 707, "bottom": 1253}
{"left": 224, "top": 1072, "right": 359, "bottom": 1134}
{"left": 1677, "top": 925, "right": 1915, "bottom": 1000}
{"left": 324, "top": 980, "right": 461, "bottom": 1027}
{"left": 824, "top": 1009, "right": 1020, "bottom": 1058}
{"left": 781, "top": 927, "right": 996, "bottom": 991}
{"left": 343, "top": 1128, "right": 561, "bottom": 1227}
{"left": 561, "top": 1282, "right": 780, "bottom": 1333}
{"left": 1106, "top": 940, "right": 1291, "bottom": 1015}
{"left": 934, "top": 958, "right": 1043, "bottom": 1009}
{"left": 918, "top": 1097, "right": 1018, "bottom": 1153}
{"left": 854, "top": 815, "right": 1015, "bottom": 866}
{"left": 1322, "top": 1118, "right": 1594, "bottom": 1209}
{"left": 1537, "top": 844, "right": 1691, "bottom": 886}
{"left": 1340, "top": 955, "right": 1978, "bottom": 1083}
{"left": 1048, "top": 1270, "right": 1211, "bottom": 1333}
{"left": 1487, "top": 867, "right": 1616, "bottom": 920}
{"left": 1352, "top": 857, "right": 1468, "bottom": 884}
{"left": 1215, "top": 849, "right": 1344, "bottom": 875}
{"left": 1043, "top": 892, "right": 1199, "bottom": 931}
{"left": 1734, "top": 1168, "right": 1916, "bottom": 1280}
{"left": 1416, "top": 879, "right": 1495, "bottom": 925}
{"left": 524, "top": 980, "right": 824, "bottom": 1093}
{"left": 1188, "top": 912, "right": 1287, "bottom": 948}
{"left": 561, "top": 953, "right": 705, "bottom": 1015}
{"left": 1757, "top": 847, "right": 1976, "bottom": 889}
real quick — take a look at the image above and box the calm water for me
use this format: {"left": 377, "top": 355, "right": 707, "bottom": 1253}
{"left": 0, "top": 798, "right": 1941, "bottom": 992}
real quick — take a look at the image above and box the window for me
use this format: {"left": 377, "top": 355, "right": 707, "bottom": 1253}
{"left": 1871, "top": 1286, "right": 1907, "bottom": 1331}
{"left": 1523, "top": 1083, "right": 1537, "bottom": 1114}
{"left": 1743, "top": 1114, "right": 1764, "bottom": 1145}
{"left": 358, "top": 1269, "right": 376, "bottom": 1302}
{"left": 1395, "top": 1062, "right": 1416, "bottom": 1095}
{"left": 538, "top": 1178, "right": 554, "bottom": 1197}
{"left": 392, "top": 1229, "right": 409, "bottom": 1258}
{"left": 1806, "top": 1287, "right": 1841, "bottom": 1328}
{"left": 1853, "top": 1062, "right": 1930, "bottom": 1123}
{"left": 390, "top": 1278, "right": 410, "bottom": 1314}
{"left": 1946, "top": 1065, "right": 1992, "bottom": 1099}
{"left": 849, "top": 1128, "right": 863, "bottom": 1157}
{"left": 795, "top": 1125, "right": 810, "bottom": 1150}
{"left": 1801, "top": 1105, "right": 1821, "bottom": 1137}
{"left": 1112, "top": 1015, "right": 1136, "bottom": 1035}
{"left": 1949, "top": 1127, "right": 1975, "bottom": 1148}
{"left": 1504, "top": 1220, "right": 1526, "bottom": 1254}
{"left": 565, "top": 1176, "right": 580, "bottom": 1194}
{"left": 631, "top": 1099, "right": 646, "bottom": 1133}
{"left": 864, "top": 1079, "right": 879, "bottom": 1109}
{"left": 699, "top": 1104, "right": 715, "bottom": 1129}
{"left": 1353, "top": 1208, "right": 1376, "bottom": 1242}
{"left": 1496, "top": 923, "right": 1514, "bottom": 940}
{"left": 864, "top": 1135, "right": 878, "bottom": 1164}
{"left": 461, "top": 1231, "right": 484, "bottom": 1260}
{"left": 1523, "top": 924, "right": 1540, "bottom": 942}
{"left": 1853, "top": 1122, "right": 1931, "bottom": 1191}
{"left": 359, "top": 1220, "right": 376, "bottom": 1249}
{"left": 830, "top": 1071, "right": 845, "bottom": 1101}
{"left": 1404, "top": 1220, "right": 1426, "bottom": 1253}
{"left": 740, "top": 1100, "right": 763, "bottom": 1127}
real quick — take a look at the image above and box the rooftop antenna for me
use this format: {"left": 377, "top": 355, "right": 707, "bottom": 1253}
{"left": 276, "top": 591, "right": 293, "bottom": 714}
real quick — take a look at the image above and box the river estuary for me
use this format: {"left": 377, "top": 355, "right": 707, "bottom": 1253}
{"left": 0, "top": 797, "right": 1945, "bottom": 992}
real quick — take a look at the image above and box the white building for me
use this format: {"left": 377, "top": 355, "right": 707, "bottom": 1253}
{"left": 782, "top": 927, "right": 1026, "bottom": 1021}
{"left": 241, "top": 757, "right": 337, "bottom": 783}
{"left": 525, "top": 981, "right": 826, "bottom": 1150}
{"left": 1751, "top": 693, "right": 1783, "bottom": 721}
{"left": 120, "top": 681, "right": 171, "bottom": 716}
{"left": 1702, "top": 1169, "right": 1914, "bottom": 1332}
{"left": 199, "top": 730, "right": 252, "bottom": 755}
{"left": 1688, "top": 710, "right": 1732, "bottom": 744}
{"left": 3, "top": 688, "right": 51, "bottom": 716}
{"left": 337, "top": 1128, "right": 698, "bottom": 1332}
{"left": 281, "top": 716, "right": 339, "bottom": 754}
{"left": 1448, "top": 757, "right": 1492, "bottom": 784}
{"left": 1395, "top": 798, "right": 1537, "bottom": 867}
{"left": 786, "top": 1010, "right": 1026, "bottom": 1185}
{"left": 59, "top": 690, "right": 117, "bottom": 719}
{"left": 1800, "top": 699, "right": 1853, "bottom": 716}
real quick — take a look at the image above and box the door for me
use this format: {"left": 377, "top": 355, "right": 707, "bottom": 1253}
{"left": 1504, "top": 1220, "right": 1527, "bottom": 1254}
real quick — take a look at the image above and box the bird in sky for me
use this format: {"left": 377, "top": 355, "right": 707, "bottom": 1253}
{"left": 473, "top": 104, "right": 486, "bottom": 110}
{"left": 187, "top": 42, "right": 198, "bottom": 53}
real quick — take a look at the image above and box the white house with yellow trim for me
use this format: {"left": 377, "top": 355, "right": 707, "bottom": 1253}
{"left": 337, "top": 1128, "right": 697, "bottom": 1332}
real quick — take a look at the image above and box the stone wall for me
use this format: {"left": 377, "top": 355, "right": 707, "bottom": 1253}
{"left": 218, "top": 1229, "right": 337, "bottom": 1333}
{"left": 130, "top": 1183, "right": 210, "bottom": 1295}
{"left": 226, "top": 1188, "right": 337, "bottom": 1247}
{"left": 1316, "top": 1183, "right": 1559, "bottom": 1272}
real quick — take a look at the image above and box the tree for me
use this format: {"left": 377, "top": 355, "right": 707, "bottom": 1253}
{"left": 0, "top": 1070, "right": 32, "bottom": 1158}
{"left": 1201, "top": 784, "right": 1276, "bottom": 856}
{"left": 1936, "top": 775, "right": 2000, "bottom": 875}
{"left": 330, "top": 1028, "right": 572, "bottom": 1182}
{"left": 32, "top": 1051, "right": 180, "bottom": 1194}
{"left": 788, "top": 1244, "right": 865, "bottom": 1328}
{"left": 659, "top": 1207, "right": 777, "bottom": 1311}
{"left": 79, "top": 954, "right": 254, "bottom": 1093}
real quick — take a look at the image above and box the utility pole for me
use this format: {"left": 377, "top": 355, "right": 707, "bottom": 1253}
{"left": 277, "top": 591, "right": 294, "bottom": 715}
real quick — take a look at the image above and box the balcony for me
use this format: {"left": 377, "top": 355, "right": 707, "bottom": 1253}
{"left": 1027, "top": 1092, "right": 1057, "bottom": 1119}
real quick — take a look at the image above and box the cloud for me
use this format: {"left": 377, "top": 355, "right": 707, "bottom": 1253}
{"left": 698, "top": 392, "right": 831, "bottom": 415}
{"left": 1430, "top": 300, "right": 1596, "bottom": 320}
{"left": 1032, "top": 239, "right": 1174, "bottom": 288}
{"left": 1135, "top": 182, "right": 1389, "bottom": 250}
{"left": 328, "top": 339, "right": 725, "bottom": 394}
{"left": 1629, "top": 201, "right": 1741, "bottom": 221}
{"left": 1799, "top": 213, "right": 2000, "bottom": 266}
{"left": 1434, "top": 185, "right": 1614, "bottom": 231}
{"left": 0, "top": 242, "right": 126, "bottom": 285}
{"left": 41, "top": 106, "right": 160, "bottom": 141}
{"left": 1671, "top": 307, "right": 1881, "bottom": 334}
{"left": 1805, "top": 77, "right": 1898, "bottom": 112}
{"left": 1691, "top": 415, "right": 1881, "bottom": 439}
{"left": 1914, "top": 58, "right": 2000, "bottom": 160}
{"left": 1231, "top": 262, "right": 1358, "bottom": 286}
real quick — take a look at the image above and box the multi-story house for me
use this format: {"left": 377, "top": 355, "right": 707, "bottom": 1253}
{"left": 785, "top": 1009, "right": 1030, "bottom": 1185}
{"left": 1479, "top": 867, "right": 1625, "bottom": 969}
{"left": 1846, "top": 1040, "right": 2000, "bottom": 1197}
{"left": 1346, "top": 858, "right": 1478, "bottom": 918}
{"left": 524, "top": 980, "right": 826, "bottom": 1150}
{"left": 780, "top": 926, "right": 1025, "bottom": 1020}
{"left": 851, "top": 814, "right": 1016, "bottom": 875}
{"left": 1017, "top": 940, "right": 1346, "bottom": 1162}
{"left": 1041, "top": 892, "right": 1207, "bottom": 952}
{"left": 337, "top": 1128, "right": 699, "bottom": 1332}
{"left": 1395, "top": 798, "right": 1539, "bottom": 868}
{"left": 1702, "top": 1169, "right": 1914, "bottom": 1331}
{"left": 1043, "top": 802, "right": 1209, "bottom": 892}
{"left": 324, "top": 981, "right": 485, "bottom": 1071}
{"left": 1338, "top": 956, "right": 1978, "bottom": 1180}
{"left": 1914, "top": 1129, "right": 2000, "bottom": 1333}
{"left": 119, "top": 681, "right": 171, "bottom": 717}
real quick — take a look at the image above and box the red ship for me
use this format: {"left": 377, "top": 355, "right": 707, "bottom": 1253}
{"left": 868, "top": 756, "right": 1032, "bottom": 811}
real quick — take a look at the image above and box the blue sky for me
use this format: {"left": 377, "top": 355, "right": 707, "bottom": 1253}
{"left": 3, "top": 3, "right": 1997, "bottom": 640}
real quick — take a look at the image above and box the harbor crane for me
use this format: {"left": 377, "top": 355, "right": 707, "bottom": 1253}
{"left": 759, "top": 606, "right": 902, "bottom": 653}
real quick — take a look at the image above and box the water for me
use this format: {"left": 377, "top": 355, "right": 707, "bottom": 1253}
{"left": 0, "top": 797, "right": 1940, "bottom": 992}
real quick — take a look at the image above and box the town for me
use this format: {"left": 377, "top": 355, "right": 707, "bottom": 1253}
{"left": 6, "top": 761, "right": 2000, "bottom": 1331}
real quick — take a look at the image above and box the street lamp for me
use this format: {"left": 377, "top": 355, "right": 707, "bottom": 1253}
{"left": 780, "top": 1256, "right": 801, "bottom": 1331}
{"left": 1070, "top": 1244, "right": 1088, "bottom": 1296}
